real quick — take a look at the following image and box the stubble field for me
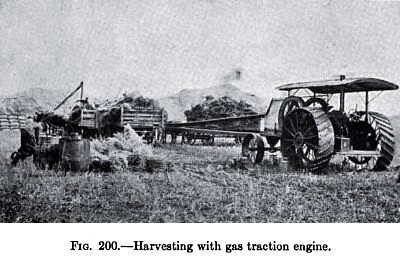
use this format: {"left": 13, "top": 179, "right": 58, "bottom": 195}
{"left": 1, "top": 142, "right": 400, "bottom": 223}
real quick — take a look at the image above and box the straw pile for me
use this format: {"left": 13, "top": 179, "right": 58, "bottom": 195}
{"left": 90, "top": 124, "right": 154, "bottom": 171}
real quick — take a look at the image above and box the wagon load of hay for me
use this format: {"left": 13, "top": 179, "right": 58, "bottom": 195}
{"left": 95, "top": 93, "right": 166, "bottom": 137}
{"left": 184, "top": 96, "right": 257, "bottom": 122}
{"left": 98, "top": 92, "right": 160, "bottom": 114}
{"left": 68, "top": 99, "right": 96, "bottom": 126}
{"left": 180, "top": 96, "right": 261, "bottom": 132}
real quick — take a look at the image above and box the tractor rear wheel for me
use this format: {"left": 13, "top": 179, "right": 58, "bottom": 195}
{"left": 348, "top": 112, "right": 395, "bottom": 171}
{"left": 281, "top": 107, "right": 335, "bottom": 173}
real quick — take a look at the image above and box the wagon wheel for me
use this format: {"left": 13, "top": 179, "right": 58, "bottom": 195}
{"left": 188, "top": 135, "right": 197, "bottom": 145}
{"left": 183, "top": 133, "right": 196, "bottom": 145}
{"left": 348, "top": 112, "right": 395, "bottom": 171}
{"left": 155, "top": 129, "right": 162, "bottom": 141}
{"left": 234, "top": 136, "right": 243, "bottom": 144}
{"left": 146, "top": 137, "right": 153, "bottom": 144}
{"left": 160, "top": 131, "right": 167, "bottom": 144}
{"left": 278, "top": 96, "right": 305, "bottom": 129}
{"left": 202, "top": 135, "right": 214, "bottom": 146}
{"left": 181, "top": 134, "right": 187, "bottom": 144}
{"left": 242, "top": 134, "right": 264, "bottom": 164}
{"left": 182, "top": 132, "right": 192, "bottom": 144}
{"left": 169, "top": 133, "right": 177, "bottom": 144}
{"left": 281, "top": 107, "right": 334, "bottom": 173}
{"left": 144, "top": 132, "right": 154, "bottom": 144}
{"left": 208, "top": 136, "right": 214, "bottom": 145}
{"left": 201, "top": 135, "right": 208, "bottom": 145}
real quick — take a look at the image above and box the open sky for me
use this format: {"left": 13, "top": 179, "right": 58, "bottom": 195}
{"left": 1, "top": 0, "right": 400, "bottom": 114}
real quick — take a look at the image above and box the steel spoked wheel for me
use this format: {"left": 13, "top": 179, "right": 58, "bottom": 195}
{"left": 242, "top": 134, "right": 265, "bottom": 164}
{"left": 202, "top": 135, "right": 214, "bottom": 146}
{"left": 182, "top": 133, "right": 196, "bottom": 145}
{"left": 160, "top": 131, "right": 167, "bottom": 144}
{"left": 169, "top": 133, "right": 177, "bottom": 144}
{"left": 278, "top": 96, "right": 305, "bottom": 129}
{"left": 281, "top": 107, "right": 334, "bottom": 173}
{"left": 234, "top": 136, "right": 243, "bottom": 145}
{"left": 188, "top": 133, "right": 196, "bottom": 145}
{"left": 145, "top": 133, "right": 154, "bottom": 144}
{"left": 348, "top": 112, "right": 395, "bottom": 171}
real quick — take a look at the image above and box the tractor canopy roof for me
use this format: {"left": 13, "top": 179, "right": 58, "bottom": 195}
{"left": 276, "top": 77, "right": 398, "bottom": 94}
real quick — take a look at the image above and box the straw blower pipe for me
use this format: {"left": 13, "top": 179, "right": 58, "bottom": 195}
{"left": 53, "top": 81, "right": 84, "bottom": 111}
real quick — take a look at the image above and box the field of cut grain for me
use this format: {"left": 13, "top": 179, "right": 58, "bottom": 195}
{"left": 1, "top": 143, "right": 400, "bottom": 223}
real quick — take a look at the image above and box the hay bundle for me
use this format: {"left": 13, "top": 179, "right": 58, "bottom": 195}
{"left": 116, "top": 95, "right": 159, "bottom": 109}
{"left": 145, "top": 158, "right": 166, "bottom": 173}
{"left": 90, "top": 124, "right": 152, "bottom": 171}
{"left": 184, "top": 96, "right": 256, "bottom": 121}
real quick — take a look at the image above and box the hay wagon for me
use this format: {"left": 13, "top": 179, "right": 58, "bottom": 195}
{"left": 165, "top": 77, "right": 398, "bottom": 173}
{"left": 164, "top": 110, "right": 274, "bottom": 146}
{"left": 80, "top": 106, "right": 167, "bottom": 143}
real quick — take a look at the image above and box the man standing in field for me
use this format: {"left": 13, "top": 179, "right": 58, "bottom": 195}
{"left": 10, "top": 116, "right": 40, "bottom": 166}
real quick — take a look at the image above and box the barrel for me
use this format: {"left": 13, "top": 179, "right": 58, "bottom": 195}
{"left": 61, "top": 133, "right": 90, "bottom": 171}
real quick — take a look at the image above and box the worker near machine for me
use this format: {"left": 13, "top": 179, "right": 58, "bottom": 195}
{"left": 10, "top": 116, "right": 41, "bottom": 166}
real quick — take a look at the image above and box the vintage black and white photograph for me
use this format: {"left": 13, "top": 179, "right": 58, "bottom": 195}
{"left": 1, "top": 0, "right": 400, "bottom": 223}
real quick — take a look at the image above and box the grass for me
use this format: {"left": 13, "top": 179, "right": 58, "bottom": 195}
{"left": 1, "top": 144, "right": 400, "bottom": 222}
